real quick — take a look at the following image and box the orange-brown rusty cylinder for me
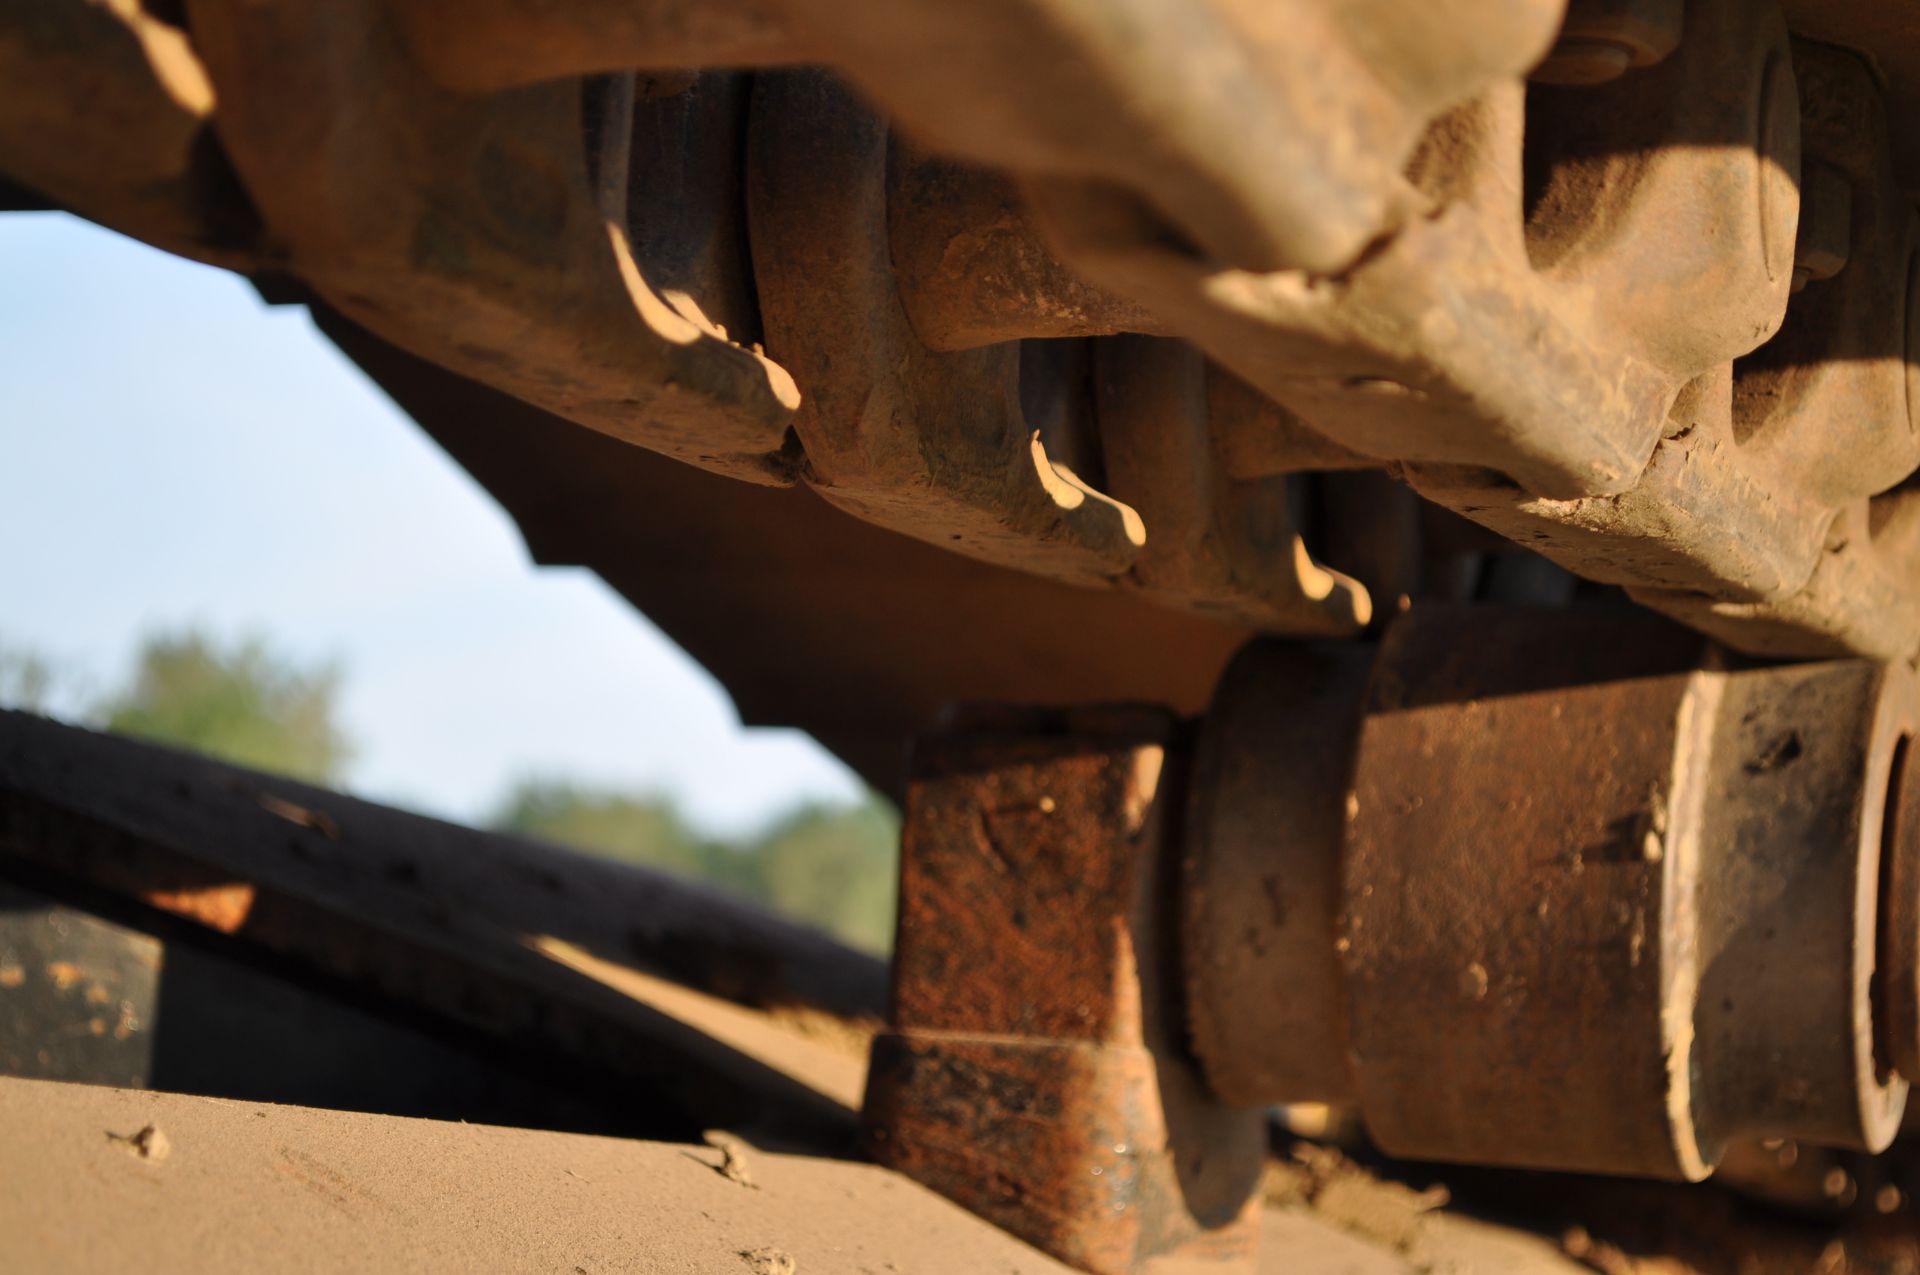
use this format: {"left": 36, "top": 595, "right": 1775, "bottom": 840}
{"left": 1187, "top": 606, "right": 1916, "bottom": 1181}
{"left": 1342, "top": 607, "right": 1720, "bottom": 1177}
{"left": 862, "top": 707, "right": 1264, "bottom": 1275}
{"left": 1345, "top": 608, "right": 1913, "bottom": 1178}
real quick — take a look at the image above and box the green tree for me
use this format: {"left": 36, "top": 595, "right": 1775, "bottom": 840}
{"left": 95, "top": 630, "right": 351, "bottom": 784}
{"left": 493, "top": 779, "right": 750, "bottom": 887}
{"left": 494, "top": 779, "right": 900, "bottom": 954}
{"left": 750, "top": 801, "right": 899, "bottom": 955}
{"left": 0, "top": 645, "right": 54, "bottom": 712}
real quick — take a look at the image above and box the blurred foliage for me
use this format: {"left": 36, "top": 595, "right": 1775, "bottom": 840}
{"left": 493, "top": 780, "right": 745, "bottom": 888}
{"left": 93, "top": 630, "right": 351, "bottom": 785}
{"left": 497, "top": 780, "right": 899, "bottom": 954}
{"left": 753, "top": 801, "right": 900, "bottom": 955}
{"left": 0, "top": 645, "right": 54, "bottom": 712}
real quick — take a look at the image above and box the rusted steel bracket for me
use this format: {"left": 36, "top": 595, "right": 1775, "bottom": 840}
{"left": 862, "top": 708, "right": 1264, "bottom": 1274}
{"left": 1186, "top": 606, "right": 1920, "bottom": 1180}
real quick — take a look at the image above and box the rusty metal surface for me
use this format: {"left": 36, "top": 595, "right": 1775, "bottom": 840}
{"left": 17, "top": 0, "right": 1920, "bottom": 670}
{"left": 1094, "top": 339, "right": 1371, "bottom": 633}
{"left": 1691, "top": 659, "right": 1910, "bottom": 1156}
{"left": 1625, "top": 41, "right": 1920, "bottom": 660}
{"left": 190, "top": 0, "right": 801, "bottom": 486}
{"left": 862, "top": 709, "right": 1265, "bottom": 1274}
{"left": 371, "top": 0, "right": 1561, "bottom": 279}
{"left": 747, "top": 67, "right": 1377, "bottom": 619}
{"left": 387, "top": 0, "right": 804, "bottom": 92}
{"left": 32, "top": 2, "right": 1920, "bottom": 1247}
{"left": 1188, "top": 607, "right": 1920, "bottom": 1180}
{"left": 1345, "top": 608, "right": 1725, "bottom": 1178}
{"left": 1039, "top": 0, "right": 1795, "bottom": 499}
{"left": 747, "top": 71, "right": 1146, "bottom": 586}
{"left": 888, "top": 150, "right": 1167, "bottom": 352}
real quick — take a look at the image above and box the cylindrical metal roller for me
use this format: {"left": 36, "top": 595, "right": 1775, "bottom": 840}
{"left": 1342, "top": 607, "right": 1719, "bottom": 1177}
{"left": 1186, "top": 605, "right": 1917, "bottom": 1180}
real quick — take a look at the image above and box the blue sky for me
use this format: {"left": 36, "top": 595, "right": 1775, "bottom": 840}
{"left": 0, "top": 214, "right": 863, "bottom": 835}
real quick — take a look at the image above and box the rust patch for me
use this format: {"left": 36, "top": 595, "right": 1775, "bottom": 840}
{"left": 141, "top": 882, "right": 257, "bottom": 934}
